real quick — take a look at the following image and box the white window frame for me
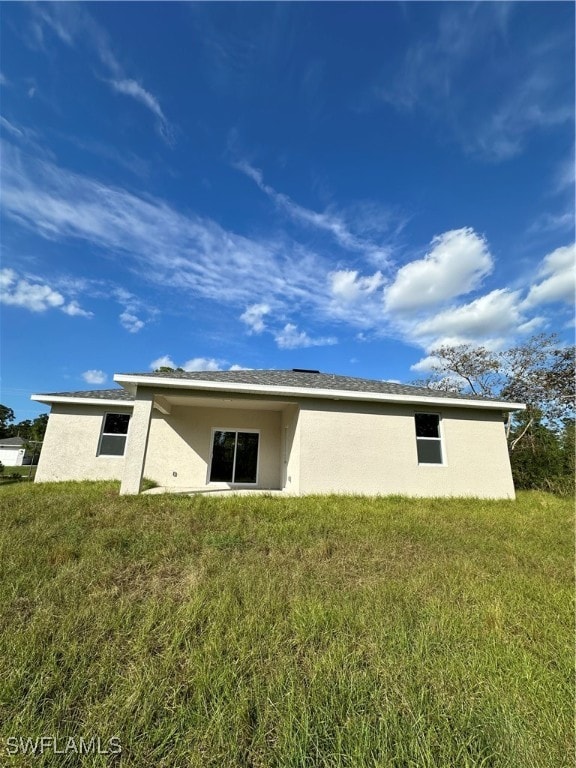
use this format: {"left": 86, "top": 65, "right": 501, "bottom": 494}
{"left": 207, "top": 428, "right": 260, "bottom": 486}
{"left": 414, "top": 412, "right": 445, "bottom": 466}
{"left": 97, "top": 412, "right": 131, "bottom": 458}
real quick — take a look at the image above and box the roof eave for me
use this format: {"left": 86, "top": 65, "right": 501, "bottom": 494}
{"left": 113, "top": 374, "right": 525, "bottom": 412}
{"left": 30, "top": 394, "right": 134, "bottom": 407}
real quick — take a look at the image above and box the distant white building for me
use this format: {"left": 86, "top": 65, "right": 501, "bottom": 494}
{"left": 0, "top": 436, "right": 31, "bottom": 467}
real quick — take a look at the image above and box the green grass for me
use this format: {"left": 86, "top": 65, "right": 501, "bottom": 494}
{"left": 0, "top": 483, "right": 573, "bottom": 767}
{"left": 0, "top": 465, "right": 36, "bottom": 484}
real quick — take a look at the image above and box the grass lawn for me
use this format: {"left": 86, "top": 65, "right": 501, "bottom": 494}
{"left": 0, "top": 465, "right": 37, "bottom": 484}
{"left": 0, "top": 483, "right": 572, "bottom": 767}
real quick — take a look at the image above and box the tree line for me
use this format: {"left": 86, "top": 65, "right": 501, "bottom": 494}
{"left": 0, "top": 406, "right": 48, "bottom": 443}
{"left": 412, "top": 333, "right": 575, "bottom": 495}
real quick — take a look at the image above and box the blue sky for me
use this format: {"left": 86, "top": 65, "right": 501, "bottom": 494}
{"left": 1, "top": 1, "right": 574, "bottom": 420}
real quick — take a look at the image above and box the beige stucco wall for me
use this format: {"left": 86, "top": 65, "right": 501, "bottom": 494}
{"left": 281, "top": 404, "right": 301, "bottom": 493}
{"left": 143, "top": 404, "right": 282, "bottom": 489}
{"left": 34, "top": 400, "right": 283, "bottom": 489}
{"left": 297, "top": 400, "right": 515, "bottom": 498}
{"left": 35, "top": 394, "right": 516, "bottom": 498}
{"left": 35, "top": 403, "right": 133, "bottom": 482}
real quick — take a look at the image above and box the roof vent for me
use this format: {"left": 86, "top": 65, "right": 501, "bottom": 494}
{"left": 292, "top": 368, "right": 320, "bottom": 373}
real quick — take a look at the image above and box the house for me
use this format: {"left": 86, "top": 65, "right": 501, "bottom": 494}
{"left": 31, "top": 369, "right": 525, "bottom": 498}
{"left": 0, "top": 436, "right": 32, "bottom": 467}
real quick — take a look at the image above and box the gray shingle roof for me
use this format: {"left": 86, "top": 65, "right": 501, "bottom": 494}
{"left": 0, "top": 436, "right": 26, "bottom": 446}
{"left": 35, "top": 370, "right": 508, "bottom": 404}
{"left": 117, "top": 369, "right": 501, "bottom": 402}
{"left": 36, "top": 388, "right": 135, "bottom": 401}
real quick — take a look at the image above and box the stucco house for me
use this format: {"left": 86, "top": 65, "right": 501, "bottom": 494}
{"left": 31, "top": 369, "right": 525, "bottom": 498}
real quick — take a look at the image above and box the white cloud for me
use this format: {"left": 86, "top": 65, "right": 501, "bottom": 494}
{"left": 383, "top": 231, "right": 566, "bottom": 353}
{"left": 523, "top": 244, "right": 576, "bottom": 307}
{"left": 413, "top": 289, "right": 526, "bottom": 343}
{"left": 528, "top": 211, "right": 574, "bottom": 235}
{"left": 240, "top": 298, "right": 344, "bottom": 349}
{"left": 375, "top": 4, "right": 571, "bottom": 162}
{"left": 0, "top": 115, "right": 56, "bottom": 161}
{"left": 1, "top": 142, "right": 568, "bottom": 360}
{"left": 274, "top": 323, "right": 337, "bottom": 350}
{"left": 109, "top": 79, "right": 173, "bottom": 144}
{"left": 62, "top": 300, "right": 93, "bottom": 318}
{"left": 0, "top": 116, "right": 24, "bottom": 138}
{"left": 240, "top": 303, "right": 271, "bottom": 334}
{"left": 35, "top": 5, "right": 75, "bottom": 46}
{"left": 383, "top": 228, "right": 493, "bottom": 313}
{"left": 473, "top": 74, "right": 573, "bottom": 161}
{"left": 326, "top": 269, "right": 386, "bottom": 327}
{"left": 410, "top": 355, "right": 441, "bottom": 374}
{"left": 3, "top": 274, "right": 64, "bottom": 312}
{"left": 554, "top": 150, "right": 575, "bottom": 193}
{"left": 182, "top": 357, "right": 223, "bottom": 372}
{"left": 82, "top": 369, "right": 106, "bottom": 385}
{"left": 112, "top": 287, "right": 153, "bottom": 332}
{"left": 0, "top": 267, "right": 91, "bottom": 316}
{"left": 29, "top": 4, "right": 173, "bottom": 144}
{"left": 0, "top": 268, "right": 16, "bottom": 291}
{"left": 113, "top": 286, "right": 137, "bottom": 304}
{"left": 330, "top": 269, "right": 384, "bottom": 302}
{"left": 376, "top": 4, "right": 512, "bottom": 115}
{"left": 109, "top": 79, "right": 164, "bottom": 119}
{"left": 119, "top": 310, "right": 145, "bottom": 333}
{"left": 0, "top": 141, "right": 326, "bottom": 314}
{"left": 149, "top": 355, "right": 248, "bottom": 372}
{"left": 234, "top": 160, "right": 391, "bottom": 265}
{"left": 150, "top": 355, "right": 177, "bottom": 370}
{"left": 0, "top": 72, "right": 8, "bottom": 86}
{"left": 516, "top": 316, "right": 546, "bottom": 335}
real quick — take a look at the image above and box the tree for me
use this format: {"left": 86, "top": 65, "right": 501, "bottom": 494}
{"left": 17, "top": 414, "right": 49, "bottom": 465}
{"left": 412, "top": 335, "right": 575, "bottom": 492}
{"left": 29, "top": 413, "right": 48, "bottom": 443}
{"left": 3, "top": 413, "right": 49, "bottom": 442}
{"left": 559, "top": 418, "right": 575, "bottom": 486}
{"left": 0, "top": 405, "right": 15, "bottom": 439}
{"left": 13, "top": 419, "right": 33, "bottom": 440}
{"left": 419, "top": 344, "right": 501, "bottom": 397}
{"left": 0, "top": 407, "right": 48, "bottom": 468}
{"left": 414, "top": 334, "right": 575, "bottom": 447}
{"left": 499, "top": 336, "right": 575, "bottom": 429}
{"left": 508, "top": 413, "right": 563, "bottom": 490}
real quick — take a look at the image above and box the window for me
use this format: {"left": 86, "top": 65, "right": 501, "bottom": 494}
{"left": 209, "top": 430, "right": 259, "bottom": 484}
{"left": 415, "top": 413, "right": 443, "bottom": 465}
{"left": 98, "top": 413, "right": 130, "bottom": 456}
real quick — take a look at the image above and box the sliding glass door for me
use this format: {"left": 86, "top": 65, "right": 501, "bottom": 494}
{"left": 209, "top": 430, "right": 259, "bottom": 484}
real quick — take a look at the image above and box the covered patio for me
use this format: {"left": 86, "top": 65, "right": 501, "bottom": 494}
{"left": 122, "top": 387, "right": 300, "bottom": 495}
